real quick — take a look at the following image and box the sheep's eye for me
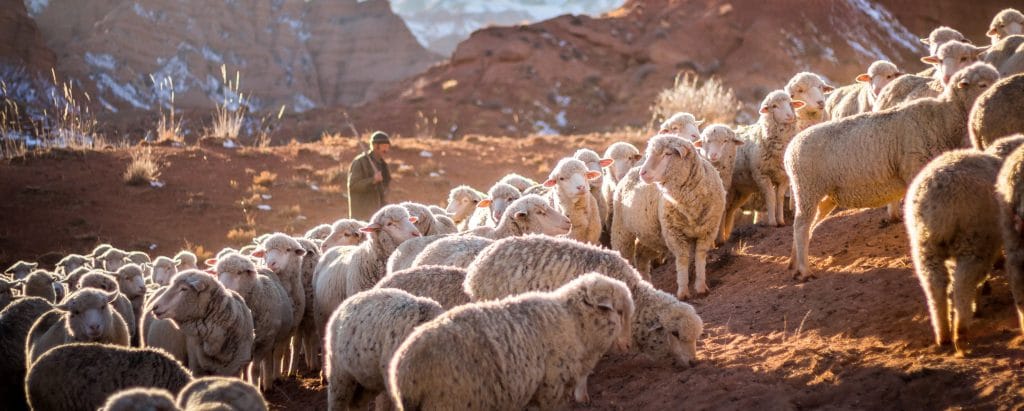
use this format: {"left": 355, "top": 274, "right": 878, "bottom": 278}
{"left": 671, "top": 330, "right": 680, "bottom": 338}
{"left": 471, "top": 199, "right": 479, "bottom": 204}
{"left": 559, "top": 177, "right": 566, "bottom": 181}
{"left": 387, "top": 222, "right": 394, "bottom": 226}
{"left": 961, "top": 57, "right": 967, "bottom": 62}
{"left": 772, "top": 104, "right": 778, "bottom": 109}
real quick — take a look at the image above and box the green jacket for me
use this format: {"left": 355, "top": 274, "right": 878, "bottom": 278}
{"left": 347, "top": 150, "right": 390, "bottom": 220}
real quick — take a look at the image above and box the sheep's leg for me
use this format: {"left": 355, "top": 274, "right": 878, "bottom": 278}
{"left": 719, "top": 192, "right": 752, "bottom": 244}
{"left": 664, "top": 232, "right": 694, "bottom": 300}
{"left": 789, "top": 195, "right": 818, "bottom": 280}
{"left": 573, "top": 374, "right": 591, "bottom": 404}
{"left": 374, "top": 392, "right": 396, "bottom": 411}
{"left": 635, "top": 244, "right": 656, "bottom": 280}
{"left": 327, "top": 371, "right": 359, "bottom": 411}
{"left": 303, "top": 329, "right": 320, "bottom": 370}
{"left": 260, "top": 355, "right": 273, "bottom": 391}
{"left": 916, "top": 251, "right": 952, "bottom": 347}
{"left": 1008, "top": 249, "right": 1024, "bottom": 337}
{"left": 610, "top": 221, "right": 637, "bottom": 267}
{"left": 775, "top": 181, "right": 790, "bottom": 226}
{"left": 693, "top": 237, "right": 712, "bottom": 296}
{"left": 885, "top": 200, "right": 903, "bottom": 223}
{"left": 809, "top": 196, "right": 838, "bottom": 237}
{"left": 951, "top": 255, "right": 989, "bottom": 356}
{"left": 753, "top": 175, "right": 778, "bottom": 226}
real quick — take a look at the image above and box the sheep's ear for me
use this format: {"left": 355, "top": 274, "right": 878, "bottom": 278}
{"left": 657, "top": 128, "right": 669, "bottom": 134}
{"left": 694, "top": 119, "right": 705, "bottom": 126}
{"left": 972, "top": 45, "right": 990, "bottom": 58}
{"left": 921, "top": 56, "right": 940, "bottom": 64}
{"left": 185, "top": 276, "right": 207, "bottom": 292}
{"left": 987, "top": 27, "right": 998, "bottom": 36}
{"left": 920, "top": 37, "right": 931, "bottom": 45}
{"left": 543, "top": 179, "right": 557, "bottom": 187}
{"left": 251, "top": 249, "right": 265, "bottom": 258}
{"left": 598, "top": 158, "right": 614, "bottom": 167}
{"left": 791, "top": 100, "right": 807, "bottom": 109}
{"left": 477, "top": 199, "right": 492, "bottom": 208}
{"left": 513, "top": 210, "right": 529, "bottom": 220}
{"left": 585, "top": 171, "right": 602, "bottom": 180}
{"left": 895, "top": 71, "right": 905, "bottom": 77}
{"left": 855, "top": 73, "right": 871, "bottom": 83}
{"left": 957, "top": 79, "right": 970, "bottom": 89}
{"left": 292, "top": 248, "right": 306, "bottom": 257}
{"left": 822, "top": 85, "right": 834, "bottom": 94}
{"left": 732, "top": 137, "right": 746, "bottom": 146}
{"left": 692, "top": 139, "right": 704, "bottom": 148}
{"left": 204, "top": 258, "right": 218, "bottom": 267}
{"left": 360, "top": 223, "right": 381, "bottom": 233}
{"left": 758, "top": 106, "right": 769, "bottom": 114}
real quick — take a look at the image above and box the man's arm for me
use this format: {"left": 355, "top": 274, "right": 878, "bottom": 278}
{"left": 348, "top": 157, "right": 377, "bottom": 192}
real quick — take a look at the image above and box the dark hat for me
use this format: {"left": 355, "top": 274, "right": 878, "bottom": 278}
{"left": 370, "top": 131, "right": 391, "bottom": 145}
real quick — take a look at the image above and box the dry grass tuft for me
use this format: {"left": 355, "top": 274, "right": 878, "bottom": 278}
{"left": 651, "top": 72, "right": 742, "bottom": 127}
{"left": 123, "top": 147, "right": 160, "bottom": 186}
{"left": 252, "top": 170, "right": 277, "bottom": 188}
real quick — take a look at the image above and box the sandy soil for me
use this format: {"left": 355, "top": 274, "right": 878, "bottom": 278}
{"left": 2, "top": 135, "right": 1022, "bottom": 410}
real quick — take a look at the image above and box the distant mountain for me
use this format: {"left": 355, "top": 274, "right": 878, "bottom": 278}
{"left": 389, "top": 0, "right": 623, "bottom": 55}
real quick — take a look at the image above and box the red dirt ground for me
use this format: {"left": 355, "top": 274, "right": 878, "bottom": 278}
{"left": 2, "top": 135, "right": 1023, "bottom": 410}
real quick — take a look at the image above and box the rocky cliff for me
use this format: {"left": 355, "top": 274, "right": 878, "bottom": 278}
{"left": 0, "top": 0, "right": 55, "bottom": 71}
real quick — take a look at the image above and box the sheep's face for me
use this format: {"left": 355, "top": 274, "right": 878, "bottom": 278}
{"left": 574, "top": 150, "right": 613, "bottom": 189}
{"left": 115, "top": 264, "right": 146, "bottom": 299}
{"left": 174, "top": 252, "right": 198, "bottom": 272}
{"left": 323, "top": 226, "right": 366, "bottom": 249}
{"left": 659, "top": 113, "right": 703, "bottom": 141}
{"left": 640, "top": 306, "right": 703, "bottom": 368}
{"left": 922, "top": 27, "right": 966, "bottom": 56}
{"left": 260, "top": 244, "right": 305, "bottom": 274}
{"left": 151, "top": 271, "right": 215, "bottom": 322}
{"left": 79, "top": 273, "right": 119, "bottom": 293}
{"left": 640, "top": 136, "right": 696, "bottom": 185}
{"left": 949, "top": 63, "right": 1000, "bottom": 104}
{"left": 760, "top": 92, "right": 802, "bottom": 125}
{"left": 856, "top": 61, "right": 902, "bottom": 97}
{"left": 786, "top": 74, "right": 832, "bottom": 113}
{"left": 216, "top": 255, "right": 257, "bottom": 294}
{"left": 363, "top": 206, "right": 422, "bottom": 244}
{"left": 695, "top": 125, "right": 743, "bottom": 164}
{"left": 508, "top": 195, "right": 572, "bottom": 236}
{"left": 151, "top": 260, "right": 177, "bottom": 286}
{"left": 480, "top": 184, "right": 522, "bottom": 224}
{"left": 988, "top": 10, "right": 1024, "bottom": 43}
{"left": 607, "top": 145, "right": 642, "bottom": 183}
{"left": 100, "top": 255, "right": 128, "bottom": 273}
{"left": 403, "top": 205, "right": 435, "bottom": 235}
{"left": 446, "top": 189, "right": 482, "bottom": 223}
{"left": 58, "top": 289, "right": 117, "bottom": 340}
{"left": 305, "top": 224, "right": 332, "bottom": 241}
{"left": 545, "top": 158, "right": 599, "bottom": 199}
{"left": 923, "top": 41, "right": 988, "bottom": 85}
{"left": 5, "top": 261, "right": 37, "bottom": 280}
{"left": 577, "top": 274, "right": 635, "bottom": 353}
{"left": 57, "top": 255, "right": 89, "bottom": 275}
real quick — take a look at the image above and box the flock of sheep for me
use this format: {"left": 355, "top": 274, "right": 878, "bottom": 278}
{"left": 2, "top": 7, "right": 1024, "bottom": 411}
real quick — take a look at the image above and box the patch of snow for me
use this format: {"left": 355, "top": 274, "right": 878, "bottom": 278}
{"left": 84, "top": 52, "right": 117, "bottom": 71}
{"left": 555, "top": 110, "right": 568, "bottom": 128}
{"left": 309, "top": 183, "right": 320, "bottom": 191}
{"left": 133, "top": 3, "right": 158, "bottom": 21}
{"left": 429, "top": 172, "right": 440, "bottom": 178}
{"left": 419, "top": 150, "right": 433, "bottom": 158}
{"left": 149, "top": 180, "right": 165, "bottom": 188}
{"left": 24, "top": 0, "right": 49, "bottom": 17}
{"left": 533, "top": 120, "right": 557, "bottom": 136}
{"left": 201, "top": 46, "right": 223, "bottom": 64}
{"left": 293, "top": 94, "right": 315, "bottom": 113}
{"left": 149, "top": 244, "right": 158, "bottom": 250}
{"left": 94, "top": 73, "right": 151, "bottom": 110}
{"left": 847, "top": 0, "right": 923, "bottom": 53}
{"left": 261, "top": 194, "right": 272, "bottom": 200}
{"left": 257, "top": 204, "right": 272, "bottom": 211}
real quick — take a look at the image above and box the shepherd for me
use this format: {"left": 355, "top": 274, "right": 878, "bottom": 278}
{"left": 346, "top": 131, "right": 392, "bottom": 220}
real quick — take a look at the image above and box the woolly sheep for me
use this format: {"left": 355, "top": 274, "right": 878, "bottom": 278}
{"left": 468, "top": 182, "right": 523, "bottom": 229}
{"left": 387, "top": 234, "right": 449, "bottom": 275}
{"left": 174, "top": 251, "right": 199, "bottom": 272}
{"left": 293, "top": 237, "right": 322, "bottom": 373}
{"left": 574, "top": 148, "right": 614, "bottom": 228}
{"left": 0, "top": 297, "right": 51, "bottom": 411}
{"left": 151, "top": 256, "right": 177, "bottom": 286}
{"left": 613, "top": 135, "right": 726, "bottom": 298}
{"left": 988, "top": 8, "right": 1024, "bottom": 44}
{"left": 128, "top": 251, "right": 152, "bottom": 265}
{"left": 313, "top": 205, "right": 421, "bottom": 340}
{"left": 445, "top": 185, "right": 485, "bottom": 230}
{"left": 923, "top": 41, "right": 990, "bottom": 85}
{"left": 785, "top": 72, "right": 833, "bottom": 130}
{"left": 56, "top": 254, "right": 90, "bottom": 276}
{"left": 498, "top": 173, "right": 538, "bottom": 192}
{"left": 215, "top": 253, "right": 294, "bottom": 390}
{"left": 826, "top": 60, "right": 903, "bottom": 119}
{"left": 142, "top": 286, "right": 188, "bottom": 364}
{"left": 984, "top": 134, "right": 1024, "bottom": 159}
{"left": 389, "top": 273, "right": 633, "bottom": 409}
{"left": 255, "top": 234, "right": 307, "bottom": 333}
{"left": 326, "top": 288, "right": 443, "bottom": 411}
{"left": 465, "top": 235, "right": 704, "bottom": 367}
{"left": 875, "top": 41, "right": 984, "bottom": 112}
{"left": 98, "top": 248, "right": 130, "bottom": 272}
{"left": 150, "top": 270, "right": 255, "bottom": 377}
{"left": 873, "top": 74, "right": 945, "bottom": 112}
{"left": 921, "top": 26, "right": 967, "bottom": 56}
{"left": 411, "top": 236, "right": 495, "bottom": 272}
{"left": 27, "top": 288, "right": 130, "bottom": 363}
{"left": 983, "top": 35, "right": 1024, "bottom": 77}
{"left": 970, "top": 74, "right": 1024, "bottom": 149}
{"left": 997, "top": 145, "right": 1024, "bottom": 338}
{"left": 658, "top": 112, "right": 703, "bottom": 140}
{"left": 177, "top": 377, "right": 268, "bottom": 411}
{"left": 377, "top": 265, "right": 472, "bottom": 309}
{"left": 785, "top": 63, "right": 1001, "bottom": 281}
{"left": 305, "top": 223, "right": 333, "bottom": 241}
{"left": 63, "top": 266, "right": 91, "bottom": 293}
{"left": 0, "top": 277, "right": 19, "bottom": 310}
{"left": 322, "top": 218, "right": 368, "bottom": 250}
{"left": 4, "top": 260, "right": 37, "bottom": 280}
{"left": 22, "top": 269, "right": 57, "bottom": 303}
{"left": 906, "top": 149, "right": 1003, "bottom": 355}
{"left": 466, "top": 193, "right": 572, "bottom": 240}
{"left": 78, "top": 271, "right": 137, "bottom": 341}
{"left": 101, "top": 388, "right": 179, "bottom": 411}
{"left": 114, "top": 264, "right": 147, "bottom": 333}
{"left": 89, "top": 243, "right": 114, "bottom": 258}
{"left": 26, "top": 343, "right": 192, "bottom": 411}
{"left": 601, "top": 142, "right": 643, "bottom": 232}
{"left": 402, "top": 201, "right": 457, "bottom": 236}
{"left": 697, "top": 124, "right": 745, "bottom": 194}
{"left": 544, "top": 157, "right": 603, "bottom": 244}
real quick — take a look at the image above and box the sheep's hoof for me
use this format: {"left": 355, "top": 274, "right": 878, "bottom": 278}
{"left": 574, "top": 388, "right": 591, "bottom": 404}
{"left": 694, "top": 285, "right": 710, "bottom": 296}
{"left": 794, "top": 272, "right": 816, "bottom": 282}
{"left": 676, "top": 290, "right": 691, "bottom": 300}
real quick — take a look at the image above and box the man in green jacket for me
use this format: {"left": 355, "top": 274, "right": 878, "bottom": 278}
{"left": 347, "top": 131, "right": 392, "bottom": 220}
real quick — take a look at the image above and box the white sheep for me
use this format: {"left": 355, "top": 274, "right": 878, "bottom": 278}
{"left": 55, "top": 254, "right": 90, "bottom": 277}
{"left": 444, "top": 185, "right": 485, "bottom": 231}
{"left": 988, "top": 8, "right": 1024, "bottom": 44}
{"left": 101, "top": 388, "right": 179, "bottom": 411}
{"left": 0, "top": 297, "right": 55, "bottom": 410}
{"left": 313, "top": 205, "right": 421, "bottom": 340}
{"left": 322, "top": 218, "right": 368, "bottom": 250}
{"left": 922, "top": 41, "right": 989, "bottom": 86}
{"left": 410, "top": 236, "right": 495, "bottom": 271}
{"left": 402, "top": 201, "right": 457, "bottom": 236}
{"left": 997, "top": 145, "right": 1024, "bottom": 339}
{"left": 26, "top": 343, "right": 193, "bottom": 411}
{"left": 921, "top": 26, "right": 967, "bottom": 56}
{"left": 467, "top": 182, "right": 522, "bottom": 229}
{"left": 326, "top": 288, "right": 443, "bottom": 411}
{"left": 26, "top": 288, "right": 130, "bottom": 364}
{"left": 141, "top": 286, "right": 188, "bottom": 365}
{"left": 4, "top": 260, "right": 37, "bottom": 280}
{"left": 498, "top": 173, "right": 539, "bottom": 193}
{"left": 77, "top": 271, "right": 137, "bottom": 342}
{"left": 177, "top": 376, "right": 268, "bottom": 411}
{"left": 386, "top": 234, "right": 450, "bottom": 275}
{"left": 150, "top": 270, "right": 255, "bottom": 377}
{"left": 255, "top": 233, "right": 308, "bottom": 376}
{"left": 697, "top": 124, "right": 744, "bottom": 195}
{"left": 97, "top": 248, "right": 130, "bottom": 272}
{"left": 874, "top": 41, "right": 985, "bottom": 112}
{"left": 304, "top": 224, "right": 333, "bottom": 242}
{"left": 983, "top": 34, "right": 1024, "bottom": 78}
{"left": 22, "top": 270, "right": 57, "bottom": 303}
{"left": 150, "top": 256, "right": 177, "bottom": 287}
{"left": 293, "top": 237, "right": 323, "bottom": 373}
{"left": 970, "top": 74, "right": 1024, "bottom": 149}
{"left": 905, "top": 149, "right": 1003, "bottom": 356}
{"left": 785, "top": 63, "right": 1001, "bottom": 281}
{"left": 601, "top": 142, "right": 643, "bottom": 234}
{"left": 574, "top": 148, "right": 614, "bottom": 230}
{"left": 375, "top": 265, "right": 472, "bottom": 309}
{"left": 465, "top": 193, "right": 572, "bottom": 240}
{"left": 389, "top": 273, "right": 633, "bottom": 410}
{"left": 173, "top": 251, "right": 199, "bottom": 272}
{"left": 658, "top": 112, "right": 703, "bottom": 140}
{"left": 544, "top": 158, "right": 603, "bottom": 244}
{"left": 113, "top": 264, "right": 147, "bottom": 337}
{"left": 785, "top": 72, "right": 833, "bottom": 130}
{"left": 465, "top": 235, "right": 704, "bottom": 368}
{"left": 826, "top": 60, "right": 903, "bottom": 119}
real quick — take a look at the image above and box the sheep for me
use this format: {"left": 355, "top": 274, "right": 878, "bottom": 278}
{"left": 785, "top": 63, "right": 1001, "bottom": 281}
{"left": 905, "top": 149, "right": 1003, "bottom": 356}
{"left": 101, "top": 387, "right": 179, "bottom": 411}
{"left": 466, "top": 193, "right": 572, "bottom": 240}
{"left": 22, "top": 269, "right": 57, "bottom": 302}
{"left": 0, "top": 297, "right": 51, "bottom": 411}
{"left": 997, "top": 145, "right": 1024, "bottom": 338}
{"left": 313, "top": 205, "right": 421, "bottom": 346}
{"left": 658, "top": 112, "right": 703, "bottom": 140}
{"left": 465, "top": 235, "right": 704, "bottom": 368}
{"left": 4, "top": 260, "right": 37, "bottom": 280}
{"left": 875, "top": 41, "right": 985, "bottom": 112}
{"left": 151, "top": 256, "right": 178, "bottom": 286}
{"left": 923, "top": 41, "right": 990, "bottom": 86}
{"left": 26, "top": 343, "right": 192, "bottom": 411}
{"left": 544, "top": 157, "right": 603, "bottom": 244}
{"left": 214, "top": 253, "right": 293, "bottom": 390}
{"left": 26, "top": 288, "right": 130, "bottom": 363}
{"left": 873, "top": 74, "right": 945, "bottom": 112}
{"left": 983, "top": 34, "right": 1024, "bottom": 78}
{"left": 174, "top": 251, "right": 199, "bottom": 272}
{"left": 785, "top": 72, "right": 834, "bottom": 130}
{"left": 326, "top": 288, "right": 444, "bottom": 411}
{"left": 574, "top": 148, "right": 614, "bottom": 228}
{"left": 412, "top": 236, "right": 495, "bottom": 271}
{"left": 468, "top": 182, "right": 523, "bottom": 229}
{"left": 177, "top": 377, "right": 268, "bottom": 411}
{"left": 78, "top": 271, "right": 137, "bottom": 340}
{"left": 293, "top": 237, "right": 323, "bottom": 373}
{"left": 98, "top": 248, "right": 130, "bottom": 272}
{"left": 0, "top": 277, "right": 19, "bottom": 310}
{"left": 985, "top": 134, "right": 1024, "bottom": 159}
{"left": 386, "top": 234, "right": 449, "bottom": 276}
{"left": 141, "top": 286, "right": 188, "bottom": 364}
{"left": 305, "top": 223, "right": 333, "bottom": 241}
{"left": 970, "top": 74, "right": 1024, "bottom": 149}
{"left": 89, "top": 243, "right": 114, "bottom": 259}
{"left": 921, "top": 26, "right": 967, "bottom": 56}
{"left": 129, "top": 251, "right": 152, "bottom": 265}
{"left": 114, "top": 264, "right": 147, "bottom": 336}
{"left": 376, "top": 266, "right": 472, "bottom": 309}
{"left": 254, "top": 234, "right": 308, "bottom": 377}
{"left": 697, "top": 124, "right": 745, "bottom": 193}
{"left": 150, "top": 270, "right": 255, "bottom": 377}
{"left": 389, "top": 273, "right": 633, "bottom": 410}
{"left": 826, "top": 60, "right": 903, "bottom": 119}
{"left": 322, "top": 218, "right": 368, "bottom": 250}
{"left": 56, "top": 254, "right": 91, "bottom": 276}
{"left": 601, "top": 142, "right": 643, "bottom": 233}
{"left": 988, "top": 8, "right": 1024, "bottom": 44}
{"left": 402, "top": 201, "right": 457, "bottom": 236}
{"left": 613, "top": 134, "right": 726, "bottom": 298}
{"left": 445, "top": 185, "right": 485, "bottom": 230}
{"left": 498, "top": 173, "right": 539, "bottom": 192}
{"left": 62, "top": 266, "right": 91, "bottom": 293}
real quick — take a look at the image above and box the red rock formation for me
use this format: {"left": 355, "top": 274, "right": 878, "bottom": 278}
{"left": 0, "top": 0, "right": 56, "bottom": 71}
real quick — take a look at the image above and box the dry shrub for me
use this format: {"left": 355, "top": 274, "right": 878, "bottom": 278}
{"left": 252, "top": 170, "right": 277, "bottom": 188}
{"left": 123, "top": 148, "right": 160, "bottom": 186}
{"left": 651, "top": 72, "right": 742, "bottom": 126}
